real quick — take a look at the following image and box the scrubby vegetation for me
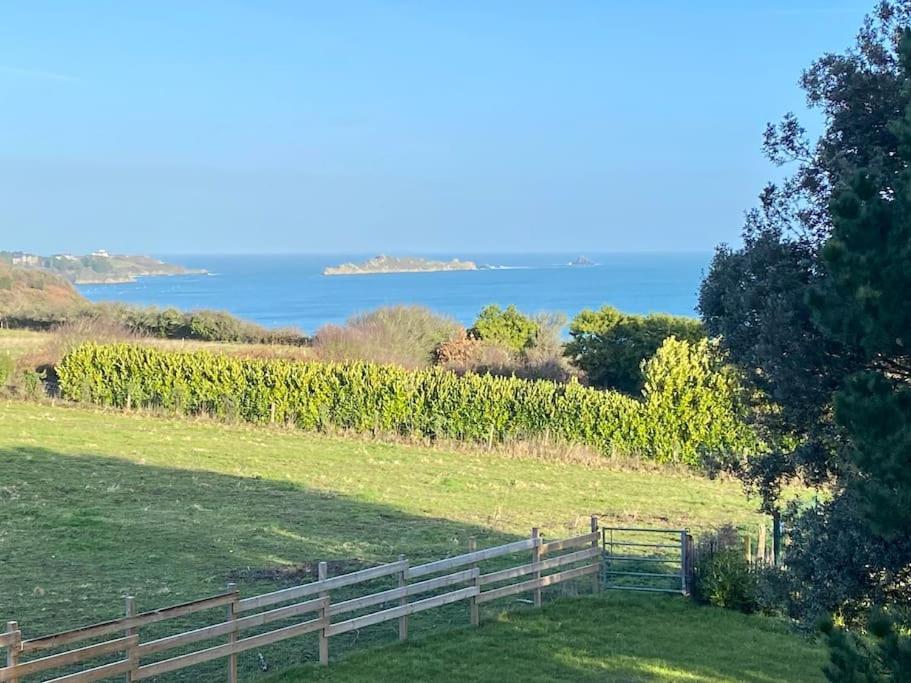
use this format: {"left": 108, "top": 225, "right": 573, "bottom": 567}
{"left": 0, "top": 261, "right": 85, "bottom": 318}
{"left": 312, "top": 306, "right": 461, "bottom": 368}
{"left": 3, "top": 301, "right": 308, "bottom": 345}
{"left": 692, "top": 525, "right": 759, "bottom": 613}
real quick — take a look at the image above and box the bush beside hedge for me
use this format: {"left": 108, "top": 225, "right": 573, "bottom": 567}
{"left": 57, "top": 342, "right": 759, "bottom": 465}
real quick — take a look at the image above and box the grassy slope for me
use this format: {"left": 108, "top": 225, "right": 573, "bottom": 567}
{"left": 0, "top": 400, "right": 817, "bottom": 680}
{"left": 271, "top": 593, "right": 825, "bottom": 683}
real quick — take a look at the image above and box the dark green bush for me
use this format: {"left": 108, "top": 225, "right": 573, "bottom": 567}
{"left": 469, "top": 305, "right": 539, "bottom": 352}
{"left": 693, "top": 525, "right": 759, "bottom": 613}
{"left": 565, "top": 306, "right": 705, "bottom": 393}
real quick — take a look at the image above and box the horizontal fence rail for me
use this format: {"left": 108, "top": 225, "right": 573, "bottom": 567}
{"left": 2, "top": 517, "right": 603, "bottom": 683}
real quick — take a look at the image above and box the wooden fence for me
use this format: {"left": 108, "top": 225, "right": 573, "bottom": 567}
{"left": 1, "top": 517, "right": 601, "bottom": 682}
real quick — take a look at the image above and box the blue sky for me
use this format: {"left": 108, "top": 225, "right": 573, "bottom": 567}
{"left": 0, "top": 1, "right": 872, "bottom": 254}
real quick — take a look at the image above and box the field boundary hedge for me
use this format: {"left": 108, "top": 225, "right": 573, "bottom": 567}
{"left": 56, "top": 343, "right": 756, "bottom": 464}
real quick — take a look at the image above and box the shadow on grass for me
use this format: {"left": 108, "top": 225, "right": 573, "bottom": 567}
{"left": 1, "top": 445, "right": 525, "bottom": 679}
{"left": 1, "top": 446, "right": 822, "bottom": 682}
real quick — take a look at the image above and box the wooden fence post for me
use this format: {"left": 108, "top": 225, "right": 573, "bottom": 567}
{"left": 124, "top": 596, "right": 137, "bottom": 683}
{"left": 397, "top": 554, "right": 408, "bottom": 641}
{"left": 468, "top": 537, "right": 480, "bottom": 627}
{"left": 757, "top": 523, "right": 767, "bottom": 566}
{"left": 679, "top": 530, "right": 688, "bottom": 594}
{"left": 531, "top": 528, "right": 542, "bottom": 607}
{"left": 685, "top": 533, "right": 695, "bottom": 596}
{"left": 5, "top": 621, "right": 20, "bottom": 683}
{"left": 225, "top": 583, "right": 238, "bottom": 683}
{"left": 590, "top": 515, "right": 600, "bottom": 593}
{"left": 743, "top": 535, "right": 752, "bottom": 563}
{"left": 772, "top": 510, "right": 782, "bottom": 566}
{"left": 318, "top": 562, "right": 329, "bottom": 666}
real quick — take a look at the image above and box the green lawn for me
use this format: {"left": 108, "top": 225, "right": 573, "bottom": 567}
{"left": 0, "top": 400, "right": 817, "bottom": 680}
{"left": 270, "top": 592, "right": 826, "bottom": 683}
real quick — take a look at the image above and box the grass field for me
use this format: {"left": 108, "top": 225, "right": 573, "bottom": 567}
{"left": 270, "top": 593, "right": 825, "bottom": 682}
{"left": 0, "top": 399, "right": 820, "bottom": 680}
{"left": 0, "top": 328, "right": 49, "bottom": 359}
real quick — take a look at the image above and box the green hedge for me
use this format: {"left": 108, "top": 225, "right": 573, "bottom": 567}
{"left": 57, "top": 342, "right": 759, "bottom": 464}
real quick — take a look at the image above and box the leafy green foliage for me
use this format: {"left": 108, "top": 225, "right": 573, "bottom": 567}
{"left": 782, "top": 495, "right": 911, "bottom": 627}
{"left": 693, "top": 525, "right": 758, "bottom": 613}
{"left": 469, "top": 305, "right": 539, "bottom": 352}
{"left": 698, "top": 6, "right": 911, "bottom": 671}
{"left": 565, "top": 306, "right": 704, "bottom": 394}
{"left": 641, "top": 338, "right": 759, "bottom": 466}
{"left": 821, "top": 611, "right": 911, "bottom": 683}
{"left": 56, "top": 341, "right": 760, "bottom": 465}
{"left": 806, "top": 30, "right": 911, "bottom": 535}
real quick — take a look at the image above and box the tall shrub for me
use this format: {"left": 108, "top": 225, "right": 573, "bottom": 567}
{"left": 469, "top": 305, "right": 539, "bottom": 352}
{"left": 641, "top": 337, "right": 759, "bottom": 465}
{"left": 566, "top": 306, "right": 704, "bottom": 394}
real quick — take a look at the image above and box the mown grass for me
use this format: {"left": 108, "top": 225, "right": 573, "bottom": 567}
{"left": 270, "top": 592, "right": 826, "bottom": 682}
{"left": 0, "top": 399, "right": 812, "bottom": 680}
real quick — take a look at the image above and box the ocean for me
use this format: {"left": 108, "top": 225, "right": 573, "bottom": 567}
{"left": 76, "top": 252, "right": 711, "bottom": 334}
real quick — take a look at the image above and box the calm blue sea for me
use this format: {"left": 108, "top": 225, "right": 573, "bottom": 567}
{"left": 76, "top": 253, "right": 711, "bottom": 334}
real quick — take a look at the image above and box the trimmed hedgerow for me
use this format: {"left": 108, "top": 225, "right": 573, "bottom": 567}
{"left": 57, "top": 342, "right": 759, "bottom": 465}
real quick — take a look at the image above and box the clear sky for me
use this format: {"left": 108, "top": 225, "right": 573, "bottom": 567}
{"left": 1, "top": 1, "right": 873, "bottom": 255}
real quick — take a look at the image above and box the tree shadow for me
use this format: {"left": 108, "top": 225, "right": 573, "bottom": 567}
{"left": 1, "top": 445, "right": 527, "bottom": 678}
{"left": 1, "top": 446, "right": 820, "bottom": 682}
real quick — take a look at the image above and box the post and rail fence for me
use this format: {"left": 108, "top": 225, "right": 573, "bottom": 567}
{"left": 2, "top": 518, "right": 604, "bottom": 683}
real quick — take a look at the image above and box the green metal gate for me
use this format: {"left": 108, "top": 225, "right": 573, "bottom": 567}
{"left": 601, "top": 526, "right": 693, "bottom": 595}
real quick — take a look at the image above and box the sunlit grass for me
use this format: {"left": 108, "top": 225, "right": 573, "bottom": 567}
{"left": 0, "top": 400, "right": 814, "bottom": 681}
{"left": 268, "top": 592, "right": 825, "bottom": 682}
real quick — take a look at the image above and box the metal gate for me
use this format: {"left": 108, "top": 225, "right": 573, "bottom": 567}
{"left": 601, "top": 526, "right": 693, "bottom": 595}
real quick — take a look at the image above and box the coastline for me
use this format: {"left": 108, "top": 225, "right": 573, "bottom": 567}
{"left": 74, "top": 269, "right": 207, "bottom": 285}
{"left": 323, "top": 267, "right": 477, "bottom": 276}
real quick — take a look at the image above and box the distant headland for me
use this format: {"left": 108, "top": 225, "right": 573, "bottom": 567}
{"left": 324, "top": 255, "right": 477, "bottom": 276}
{"left": 0, "top": 250, "right": 206, "bottom": 284}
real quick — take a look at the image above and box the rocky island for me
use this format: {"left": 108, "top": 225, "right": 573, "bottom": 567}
{"left": 323, "top": 255, "right": 478, "bottom": 276}
{"left": 568, "top": 256, "right": 597, "bottom": 267}
{"left": 0, "top": 250, "right": 206, "bottom": 284}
